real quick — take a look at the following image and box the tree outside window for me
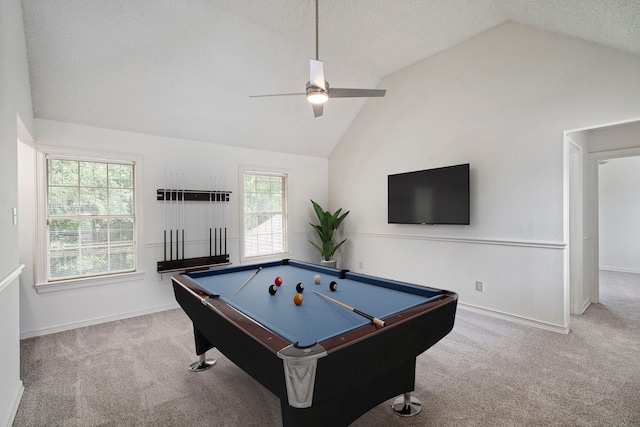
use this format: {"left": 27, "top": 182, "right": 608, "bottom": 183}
{"left": 47, "top": 158, "right": 136, "bottom": 281}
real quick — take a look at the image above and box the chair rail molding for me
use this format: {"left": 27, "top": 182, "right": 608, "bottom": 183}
{"left": 347, "top": 232, "right": 565, "bottom": 250}
{"left": 0, "top": 264, "right": 25, "bottom": 294}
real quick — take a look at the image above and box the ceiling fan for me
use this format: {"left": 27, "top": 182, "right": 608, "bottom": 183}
{"left": 250, "top": 0, "right": 386, "bottom": 118}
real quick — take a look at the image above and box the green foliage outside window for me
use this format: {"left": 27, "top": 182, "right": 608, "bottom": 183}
{"left": 47, "top": 158, "right": 135, "bottom": 280}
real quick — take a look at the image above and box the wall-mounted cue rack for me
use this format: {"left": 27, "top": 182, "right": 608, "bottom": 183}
{"left": 157, "top": 174, "right": 231, "bottom": 274}
{"left": 157, "top": 190, "right": 230, "bottom": 202}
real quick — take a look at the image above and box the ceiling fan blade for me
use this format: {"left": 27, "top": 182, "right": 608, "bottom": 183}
{"left": 310, "top": 59, "right": 326, "bottom": 90}
{"left": 330, "top": 88, "right": 386, "bottom": 98}
{"left": 250, "top": 93, "right": 306, "bottom": 98}
{"left": 312, "top": 103, "right": 324, "bottom": 117}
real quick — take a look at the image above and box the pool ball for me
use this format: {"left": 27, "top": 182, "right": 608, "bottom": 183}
{"left": 275, "top": 276, "right": 283, "bottom": 286}
{"left": 314, "top": 274, "right": 321, "bottom": 284}
{"left": 293, "top": 293, "right": 304, "bottom": 305}
{"left": 296, "top": 282, "right": 304, "bottom": 293}
{"left": 268, "top": 284, "right": 278, "bottom": 295}
{"left": 329, "top": 281, "right": 338, "bottom": 292}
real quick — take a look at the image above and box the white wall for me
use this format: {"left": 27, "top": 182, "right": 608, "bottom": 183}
{"left": 598, "top": 156, "right": 640, "bottom": 273}
{"left": 18, "top": 119, "right": 328, "bottom": 337}
{"left": 329, "top": 22, "right": 640, "bottom": 332}
{"left": 0, "top": 0, "right": 33, "bottom": 425}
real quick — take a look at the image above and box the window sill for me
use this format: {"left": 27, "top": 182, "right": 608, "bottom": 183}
{"left": 35, "top": 270, "right": 146, "bottom": 294}
{"left": 241, "top": 252, "right": 291, "bottom": 265}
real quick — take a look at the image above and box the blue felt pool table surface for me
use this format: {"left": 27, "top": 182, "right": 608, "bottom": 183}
{"left": 185, "top": 260, "right": 444, "bottom": 348}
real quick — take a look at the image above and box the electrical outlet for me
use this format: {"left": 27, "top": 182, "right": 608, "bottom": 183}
{"left": 475, "top": 281, "right": 484, "bottom": 292}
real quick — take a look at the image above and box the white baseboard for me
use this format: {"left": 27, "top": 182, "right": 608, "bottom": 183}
{"left": 2, "top": 380, "right": 24, "bottom": 427}
{"left": 20, "top": 303, "right": 180, "bottom": 339}
{"left": 458, "top": 303, "right": 570, "bottom": 334}
{"left": 599, "top": 266, "right": 640, "bottom": 275}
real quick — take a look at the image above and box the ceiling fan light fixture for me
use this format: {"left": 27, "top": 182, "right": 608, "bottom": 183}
{"left": 306, "top": 84, "right": 329, "bottom": 104}
{"left": 307, "top": 91, "right": 329, "bottom": 104}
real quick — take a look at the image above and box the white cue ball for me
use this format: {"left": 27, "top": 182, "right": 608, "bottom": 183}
{"left": 314, "top": 274, "right": 321, "bottom": 284}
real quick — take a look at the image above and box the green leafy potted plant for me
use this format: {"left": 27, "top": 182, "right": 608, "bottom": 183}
{"left": 308, "top": 199, "right": 350, "bottom": 266}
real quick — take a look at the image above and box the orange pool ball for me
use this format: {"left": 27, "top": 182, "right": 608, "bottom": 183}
{"left": 293, "top": 293, "right": 304, "bottom": 305}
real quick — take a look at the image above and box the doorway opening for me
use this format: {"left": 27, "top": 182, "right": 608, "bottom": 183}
{"left": 565, "top": 119, "right": 640, "bottom": 323}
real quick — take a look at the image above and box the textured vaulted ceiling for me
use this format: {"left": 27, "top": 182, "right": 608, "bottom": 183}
{"left": 21, "top": 0, "right": 640, "bottom": 157}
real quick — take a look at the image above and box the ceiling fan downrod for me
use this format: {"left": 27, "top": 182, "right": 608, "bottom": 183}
{"left": 315, "top": 0, "right": 319, "bottom": 60}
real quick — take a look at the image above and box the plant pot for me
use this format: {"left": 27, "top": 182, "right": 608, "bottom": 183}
{"left": 320, "top": 259, "right": 337, "bottom": 269}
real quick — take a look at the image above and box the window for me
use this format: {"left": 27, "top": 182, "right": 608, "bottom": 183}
{"left": 241, "top": 168, "right": 289, "bottom": 259}
{"left": 35, "top": 146, "right": 144, "bottom": 292}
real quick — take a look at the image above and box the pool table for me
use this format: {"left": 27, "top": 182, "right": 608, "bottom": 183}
{"left": 172, "top": 259, "right": 457, "bottom": 426}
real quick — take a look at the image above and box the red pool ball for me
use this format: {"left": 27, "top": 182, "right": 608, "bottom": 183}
{"left": 275, "top": 276, "right": 283, "bottom": 286}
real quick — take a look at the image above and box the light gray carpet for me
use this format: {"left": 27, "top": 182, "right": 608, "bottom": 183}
{"left": 14, "top": 271, "right": 640, "bottom": 426}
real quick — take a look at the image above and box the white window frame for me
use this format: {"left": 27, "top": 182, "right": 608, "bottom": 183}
{"left": 239, "top": 165, "right": 292, "bottom": 263}
{"left": 35, "top": 145, "right": 145, "bottom": 293}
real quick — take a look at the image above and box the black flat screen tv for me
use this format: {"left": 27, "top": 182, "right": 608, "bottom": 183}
{"left": 388, "top": 163, "right": 470, "bottom": 225}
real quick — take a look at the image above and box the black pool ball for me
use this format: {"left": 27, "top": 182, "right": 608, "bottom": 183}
{"left": 329, "top": 281, "right": 338, "bottom": 292}
{"left": 268, "top": 284, "right": 278, "bottom": 295}
{"left": 296, "top": 282, "right": 304, "bottom": 293}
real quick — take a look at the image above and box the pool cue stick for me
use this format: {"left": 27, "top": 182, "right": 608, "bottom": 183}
{"left": 175, "top": 173, "right": 179, "bottom": 260}
{"left": 234, "top": 267, "right": 263, "bottom": 294}
{"left": 209, "top": 176, "right": 213, "bottom": 257}
{"left": 218, "top": 176, "right": 223, "bottom": 257}
{"left": 223, "top": 176, "right": 227, "bottom": 256}
{"left": 215, "top": 176, "right": 219, "bottom": 256}
{"left": 173, "top": 173, "right": 178, "bottom": 261}
{"left": 213, "top": 176, "right": 217, "bottom": 256}
{"left": 169, "top": 173, "right": 173, "bottom": 262}
{"left": 311, "top": 290, "right": 386, "bottom": 327}
{"left": 217, "top": 176, "right": 222, "bottom": 257}
{"left": 216, "top": 176, "right": 221, "bottom": 256}
{"left": 210, "top": 176, "right": 213, "bottom": 256}
{"left": 163, "top": 173, "right": 167, "bottom": 265}
{"left": 181, "top": 174, "right": 185, "bottom": 260}
{"left": 175, "top": 174, "right": 179, "bottom": 260}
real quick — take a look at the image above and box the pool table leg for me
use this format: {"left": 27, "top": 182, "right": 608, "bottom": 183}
{"left": 188, "top": 353, "right": 216, "bottom": 372}
{"left": 188, "top": 326, "right": 216, "bottom": 371}
{"left": 392, "top": 392, "right": 422, "bottom": 417}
